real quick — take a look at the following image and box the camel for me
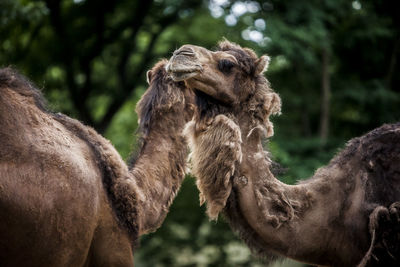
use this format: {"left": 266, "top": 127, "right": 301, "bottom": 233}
{"left": 166, "top": 40, "right": 400, "bottom": 267}
{"left": 0, "top": 60, "right": 194, "bottom": 266}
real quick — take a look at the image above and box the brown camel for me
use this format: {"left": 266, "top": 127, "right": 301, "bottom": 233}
{"left": 0, "top": 60, "right": 194, "bottom": 266}
{"left": 166, "top": 40, "right": 400, "bottom": 267}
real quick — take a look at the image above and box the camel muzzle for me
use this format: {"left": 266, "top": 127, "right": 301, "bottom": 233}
{"left": 166, "top": 46, "right": 203, "bottom": 81}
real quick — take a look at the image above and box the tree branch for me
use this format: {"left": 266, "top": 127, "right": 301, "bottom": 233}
{"left": 95, "top": 12, "right": 183, "bottom": 133}
{"left": 385, "top": 34, "right": 399, "bottom": 90}
{"left": 96, "top": 27, "right": 163, "bottom": 133}
{"left": 45, "top": 0, "right": 95, "bottom": 125}
{"left": 319, "top": 47, "right": 331, "bottom": 144}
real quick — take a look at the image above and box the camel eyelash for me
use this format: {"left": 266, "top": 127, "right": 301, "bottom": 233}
{"left": 218, "top": 59, "right": 236, "bottom": 74}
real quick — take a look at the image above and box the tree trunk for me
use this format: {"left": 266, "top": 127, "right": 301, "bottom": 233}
{"left": 319, "top": 47, "right": 331, "bottom": 144}
{"left": 386, "top": 35, "right": 399, "bottom": 90}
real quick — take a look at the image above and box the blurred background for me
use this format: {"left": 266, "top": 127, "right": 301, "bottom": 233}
{"left": 1, "top": 0, "right": 399, "bottom": 266}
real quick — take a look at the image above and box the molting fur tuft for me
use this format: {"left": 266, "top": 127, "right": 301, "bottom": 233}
{"left": 184, "top": 115, "right": 242, "bottom": 219}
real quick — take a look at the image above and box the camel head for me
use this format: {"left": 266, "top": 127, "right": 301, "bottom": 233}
{"left": 166, "top": 41, "right": 282, "bottom": 219}
{"left": 167, "top": 40, "right": 281, "bottom": 137}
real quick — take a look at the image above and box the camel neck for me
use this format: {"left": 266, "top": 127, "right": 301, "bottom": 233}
{"left": 186, "top": 109, "right": 364, "bottom": 264}
{"left": 129, "top": 118, "right": 188, "bottom": 235}
{"left": 128, "top": 67, "right": 194, "bottom": 235}
{"left": 230, "top": 116, "right": 366, "bottom": 265}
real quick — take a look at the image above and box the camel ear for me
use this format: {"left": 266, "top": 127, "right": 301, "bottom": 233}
{"left": 146, "top": 70, "right": 152, "bottom": 85}
{"left": 255, "top": 55, "right": 270, "bottom": 75}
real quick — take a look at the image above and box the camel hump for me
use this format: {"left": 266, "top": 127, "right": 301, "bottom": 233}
{"left": 360, "top": 122, "right": 400, "bottom": 174}
{"left": 0, "top": 67, "right": 20, "bottom": 89}
{"left": 361, "top": 122, "right": 400, "bottom": 150}
{"left": 0, "top": 67, "right": 48, "bottom": 111}
{"left": 328, "top": 122, "right": 400, "bottom": 205}
{"left": 334, "top": 122, "right": 400, "bottom": 170}
{"left": 359, "top": 123, "right": 400, "bottom": 204}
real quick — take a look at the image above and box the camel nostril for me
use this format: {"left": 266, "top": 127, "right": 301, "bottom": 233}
{"left": 173, "top": 47, "right": 195, "bottom": 57}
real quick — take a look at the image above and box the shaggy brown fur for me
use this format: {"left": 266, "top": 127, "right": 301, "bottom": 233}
{"left": 0, "top": 62, "right": 194, "bottom": 266}
{"left": 184, "top": 113, "right": 243, "bottom": 219}
{"left": 131, "top": 60, "right": 194, "bottom": 233}
{"left": 167, "top": 41, "right": 400, "bottom": 267}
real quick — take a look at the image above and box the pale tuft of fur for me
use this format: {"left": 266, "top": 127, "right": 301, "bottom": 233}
{"left": 184, "top": 115, "right": 242, "bottom": 220}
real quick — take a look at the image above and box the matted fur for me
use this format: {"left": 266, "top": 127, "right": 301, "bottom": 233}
{"left": 184, "top": 114, "right": 242, "bottom": 219}
{"left": 134, "top": 59, "right": 188, "bottom": 139}
{"left": 129, "top": 60, "right": 194, "bottom": 233}
{"left": 330, "top": 123, "right": 400, "bottom": 266}
{"left": 218, "top": 40, "right": 282, "bottom": 130}
{"left": 178, "top": 41, "right": 291, "bottom": 259}
{"left": 188, "top": 41, "right": 286, "bottom": 224}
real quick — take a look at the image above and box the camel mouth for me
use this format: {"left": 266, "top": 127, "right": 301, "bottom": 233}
{"left": 165, "top": 61, "right": 202, "bottom": 81}
{"left": 166, "top": 48, "right": 203, "bottom": 81}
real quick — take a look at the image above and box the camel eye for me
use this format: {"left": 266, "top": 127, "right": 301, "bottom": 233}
{"left": 218, "top": 59, "right": 235, "bottom": 74}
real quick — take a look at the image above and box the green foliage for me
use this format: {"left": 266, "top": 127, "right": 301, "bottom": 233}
{"left": 104, "top": 88, "right": 143, "bottom": 159}
{"left": 1, "top": 0, "right": 399, "bottom": 266}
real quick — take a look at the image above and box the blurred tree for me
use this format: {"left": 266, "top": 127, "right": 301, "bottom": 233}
{"left": 210, "top": 0, "right": 399, "bottom": 139}
{"left": 0, "top": 0, "right": 204, "bottom": 133}
{"left": 264, "top": 0, "right": 400, "bottom": 140}
{"left": 1, "top": 0, "right": 399, "bottom": 266}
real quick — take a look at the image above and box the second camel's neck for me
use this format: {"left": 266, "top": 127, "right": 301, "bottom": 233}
{"left": 229, "top": 116, "right": 365, "bottom": 265}
{"left": 187, "top": 111, "right": 363, "bottom": 264}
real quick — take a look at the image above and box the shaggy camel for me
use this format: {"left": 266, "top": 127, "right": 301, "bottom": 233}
{"left": 166, "top": 41, "right": 400, "bottom": 267}
{"left": 0, "top": 60, "right": 194, "bottom": 266}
